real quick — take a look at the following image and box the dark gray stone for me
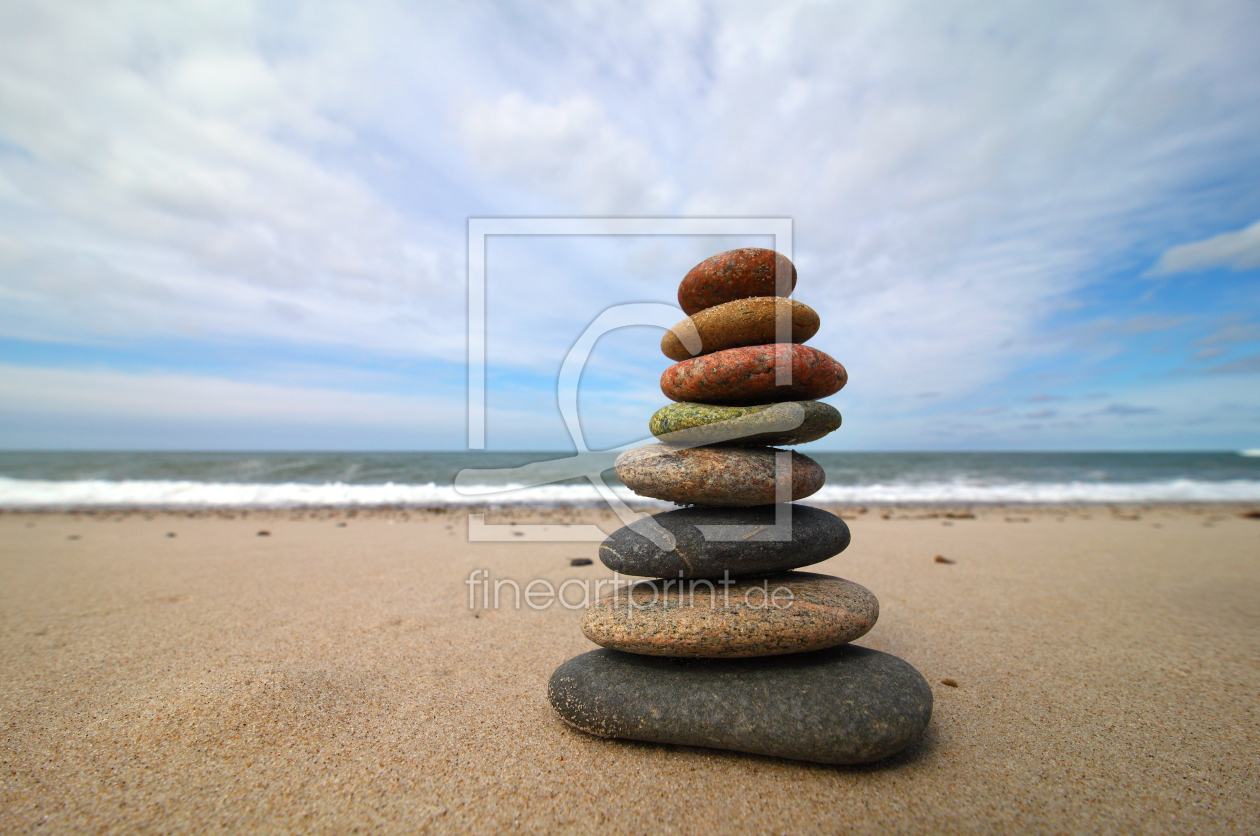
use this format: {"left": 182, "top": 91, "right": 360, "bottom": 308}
{"left": 599, "top": 504, "right": 850, "bottom": 578}
{"left": 548, "top": 645, "right": 932, "bottom": 764}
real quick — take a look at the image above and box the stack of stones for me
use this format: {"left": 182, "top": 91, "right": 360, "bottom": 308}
{"left": 547, "top": 248, "right": 933, "bottom": 765}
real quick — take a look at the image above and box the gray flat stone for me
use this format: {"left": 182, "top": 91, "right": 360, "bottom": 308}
{"left": 600, "top": 504, "right": 850, "bottom": 578}
{"left": 548, "top": 645, "right": 932, "bottom": 764}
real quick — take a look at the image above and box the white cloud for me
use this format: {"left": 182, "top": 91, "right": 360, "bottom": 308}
{"left": 1196, "top": 320, "right": 1260, "bottom": 346}
{"left": 855, "top": 373, "right": 1260, "bottom": 451}
{"left": 1152, "top": 219, "right": 1260, "bottom": 274}
{"left": 653, "top": 1, "right": 1260, "bottom": 419}
{"left": 461, "top": 93, "right": 676, "bottom": 214}
{"left": 1, "top": 0, "right": 1259, "bottom": 448}
{"left": 0, "top": 0, "right": 462, "bottom": 356}
{"left": 0, "top": 362, "right": 627, "bottom": 449}
{"left": 0, "top": 363, "right": 458, "bottom": 425}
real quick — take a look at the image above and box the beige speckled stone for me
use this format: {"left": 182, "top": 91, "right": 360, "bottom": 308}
{"left": 661, "top": 297, "right": 820, "bottom": 361}
{"left": 614, "top": 444, "right": 824, "bottom": 506}
{"left": 580, "top": 572, "right": 878, "bottom": 658}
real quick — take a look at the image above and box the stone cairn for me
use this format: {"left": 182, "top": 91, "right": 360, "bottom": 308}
{"left": 548, "top": 248, "right": 932, "bottom": 764}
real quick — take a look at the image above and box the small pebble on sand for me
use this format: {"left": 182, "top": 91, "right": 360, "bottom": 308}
{"left": 934, "top": 555, "right": 954, "bottom": 564}
{"left": 941, "top": 678, "right": 959, "bottom": 687}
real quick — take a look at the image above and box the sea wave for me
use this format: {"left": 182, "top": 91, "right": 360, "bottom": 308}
{"left": 1, "top": 476, "right": 1259, "bottom": 509}
{"left": 811, "top": 478, "right": 1260, "bottom": 504}
{"left": 0, "top": 477, "right": 657, "bottom": 509}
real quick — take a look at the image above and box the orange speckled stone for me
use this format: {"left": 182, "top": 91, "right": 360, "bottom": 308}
{"left": 678, "top": 249, "right": 797, "bottom": 316}
{"left": 661, "top": 344, "right": 847, "bottom": 406}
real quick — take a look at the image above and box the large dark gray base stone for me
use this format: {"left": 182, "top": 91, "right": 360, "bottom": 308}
{"left": 548, "top": 645, "right": 932, "bottom": 764}
{"left": 599, "top": 504, "right": 850, "bottom": 578}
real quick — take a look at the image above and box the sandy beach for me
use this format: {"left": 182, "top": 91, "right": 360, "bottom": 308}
{"left": 1, "top": 504, "right": 1257, "bottom": 834}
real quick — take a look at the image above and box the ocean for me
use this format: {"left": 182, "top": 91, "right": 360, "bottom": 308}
{"left": 1, "top": 450, "right": 1259, "bottom": 509}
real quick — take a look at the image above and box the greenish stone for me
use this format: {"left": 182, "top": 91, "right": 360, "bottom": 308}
{"left": 649, "top": 400, "right": 841, "bottom": 447}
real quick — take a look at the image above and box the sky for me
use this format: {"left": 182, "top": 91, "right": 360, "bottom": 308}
{"left": 2, "top": 0, "right": 1259, "bottom": 452}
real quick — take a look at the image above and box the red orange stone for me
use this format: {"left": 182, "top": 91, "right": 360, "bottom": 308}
{"left": 661, "top": 344, "right": 847, "bottom": 406}
{"left": 678, "top": 248, "right": 797, "bottom": 316}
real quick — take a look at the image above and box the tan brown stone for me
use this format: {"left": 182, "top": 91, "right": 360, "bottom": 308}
{"left": 580, "top": 572, "right": 878, "bottom": 658}
{"left": 661, "top": 297, "right": 820, "bottom": 361}
{"left": 615, "top": 444, "right": 825, "bottom": 506}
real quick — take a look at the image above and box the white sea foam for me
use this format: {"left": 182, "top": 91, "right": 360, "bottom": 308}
{"left": 811, "top": 478, "right": 1260, "bottom": 504}
{"left": 0, "top": 477, "right": 661, "bottom": 509}
{"left": 1, "top": 476, "right": 1259, "bottom": 509}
